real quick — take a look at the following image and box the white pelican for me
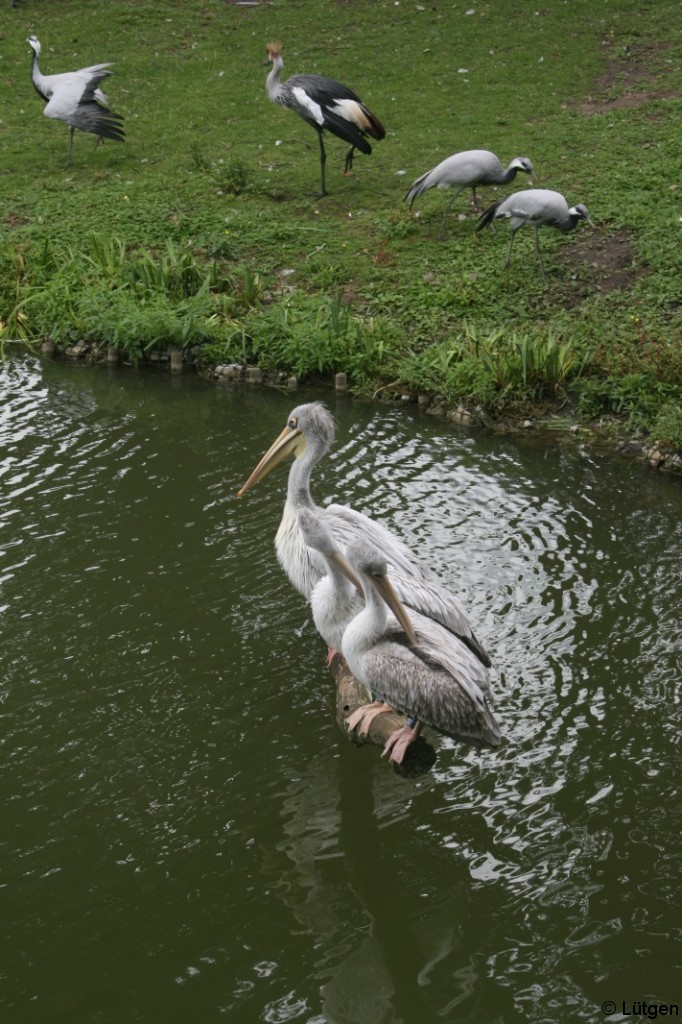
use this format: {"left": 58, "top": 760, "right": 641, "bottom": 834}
{"left": 299, "top": 507, "right": 500, "bottom": 757}
{"left": 340, "top": 537, "right": 502, "bottom": 764}
{"left": 238, "top": 403, "right": 490, "bottom": 667}
{"left": 238, "top": 402, "right": 424, "bottom": 597}
{"left": 298, "top": 506, "right": 363, "bottom": 655}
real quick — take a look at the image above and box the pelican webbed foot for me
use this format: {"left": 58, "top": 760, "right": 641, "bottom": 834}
{"left": 345, "top": 700, "right": 394, "bottom": 737}
{"left": 382, "top": 719, "right": 422, "bottom": 765}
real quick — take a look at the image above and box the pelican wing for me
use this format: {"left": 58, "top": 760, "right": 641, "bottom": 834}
{"left": 317, "top": 504, "right": 489, "bottom": 664}
{"left": 410, "top": 614, "right": 492, "bottom": 699}
{"left": 361, "top": 642, "right": 500, "bottom": 747}
{"left": 323, "top": 502, "right": 428, "bottom": 580}
{"left": 390, "top": 569, "right": 490, "bottom": 667}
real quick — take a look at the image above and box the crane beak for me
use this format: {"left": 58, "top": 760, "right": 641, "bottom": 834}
{"left": 238, "top": 425, "right": 306, "bottom": 497}
{"left": 370, "top": 575, "right": 418, "bottom": 646}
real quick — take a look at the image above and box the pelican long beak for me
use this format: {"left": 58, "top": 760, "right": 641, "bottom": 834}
{"left": 370, "top": 575, "right": 418, "bottom": 646}
{"left": 330, "top": 551, "right": 364, "bottom": 598}
{"left": 237, "top": 425, "right": 305, "bottom": 497}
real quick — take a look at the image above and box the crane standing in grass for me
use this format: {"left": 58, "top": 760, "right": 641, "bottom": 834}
{"left": 405, "top": 149, "right": 535, "bottom": 239}
{"left": 477, "top": 188, "right": 594, "bottom": 284}
{"left": 264, "top": 40, "right": 385, "bottom": 197}
{"left": 27, "top": 35, "right": 125, "bottom": 166}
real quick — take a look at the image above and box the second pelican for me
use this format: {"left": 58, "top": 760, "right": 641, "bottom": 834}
{"left": 341, "top": 536, "right": 502, "bottom": 764}
{"left": 298, "top": 507, "right": 501, "bottom": 764}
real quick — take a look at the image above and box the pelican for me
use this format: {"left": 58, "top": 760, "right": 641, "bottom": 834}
{"left": 238, "top": 402, "right": 424, "bottom": 599}
{"left": 340, "top": 537, "right": 502, "bottom": 764}
{"left": 238, "top": 403, "right": 490, "bottom": 666}
{"left": 298, "top": 506, "right": 363, "bottom": 655}
{"left": 299, "top": 507, "right": 498, "bottom": 752}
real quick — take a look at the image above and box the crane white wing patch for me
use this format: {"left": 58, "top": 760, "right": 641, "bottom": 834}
{"left": 328, "top": 98, "right": 365, "bottom": 128}
{"left": 291, "top": 86, "right": 324, "bottom": 125}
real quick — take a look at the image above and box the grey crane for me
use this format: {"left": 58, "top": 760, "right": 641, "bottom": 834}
{"left": 405, "top": 149, "right": 534, "bottom": 239}
{"left": 264, "top": 40, "right": 385, "bottom": 197}
{"left": 339, "top": 536, "right": 501, "bottom": 765}
{"left": 27, "top": 36, "right": 125, "bottom": 166}
{"left": 477, "top": 187, "right": 593, "bottom": 284}
{"left": 238, "top": 403, "right": 490, "bottom": 668}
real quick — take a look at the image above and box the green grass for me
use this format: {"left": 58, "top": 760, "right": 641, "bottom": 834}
{"left": 1, "top": 0, "right": 681, "bottom": 445}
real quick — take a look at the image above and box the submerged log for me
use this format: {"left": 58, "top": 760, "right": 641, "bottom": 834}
{"left": 330, "top": 651, "right": 437, "bottom": 778}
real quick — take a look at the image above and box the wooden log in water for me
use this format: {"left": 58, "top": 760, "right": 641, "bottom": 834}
{"left": 330, "top": 652, "right": 437, "bottom": 778}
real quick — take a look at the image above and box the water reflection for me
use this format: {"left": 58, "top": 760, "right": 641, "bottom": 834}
{"left": 1, "top": 356, "right": 680, "bottom": 1022}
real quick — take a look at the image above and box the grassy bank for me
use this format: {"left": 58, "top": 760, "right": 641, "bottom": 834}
{"left": 1, "top": 0, "right": 681, "bottom": 448}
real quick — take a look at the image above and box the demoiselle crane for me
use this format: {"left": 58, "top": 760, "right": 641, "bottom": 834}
{"left": 238, "top": 403, "right": 490, "bottom": 667}
{"left": 339, "top": 537, "right": 501, "bottom": 764}
{"left": 265, "top": 41, "right": 385, "bottom": 197}
{"left": 477, "top": 188, "right": 594, "bottom": 283}
{"left": 27, "top": 35, "right": 125, "bottom": 165}
{"left": 405, "top": 149, "right": 534, "bottom": 239}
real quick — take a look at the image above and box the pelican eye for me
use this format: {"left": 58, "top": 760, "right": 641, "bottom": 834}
{"left": 288, "top": 417, "right": 298, "bottom": 429}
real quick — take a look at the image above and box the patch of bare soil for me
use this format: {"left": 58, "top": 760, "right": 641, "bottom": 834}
{"left": 572, "top": 41, "right": 677, "bottom": 116}
{"left": 561, "top": 228, "right": 646, "bottom": 302}
{"left": 4, "top": 213, "right": 29, "bottom": 229}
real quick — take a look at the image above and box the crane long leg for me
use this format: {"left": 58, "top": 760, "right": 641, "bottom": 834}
{"left": 437, "top": 186, "right": 465, "bottom": 240}
{"left": 503, "top": 227, "right": 518, "bottom": 270}
{"left": 344, "top": 146, "right": 356, "bottom": 175}
{"left": 66, "top": 125, "right": 75, "bottom": 168}
{"left": 533, "top": 227, "right": 549, "bottom": 285}
{"left": 317, "top": 129, "right": 327, "bottom": 197}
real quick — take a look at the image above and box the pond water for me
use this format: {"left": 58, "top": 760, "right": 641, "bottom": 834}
{"left": 1, "top": 355, "right": 680, "bottom": 1023}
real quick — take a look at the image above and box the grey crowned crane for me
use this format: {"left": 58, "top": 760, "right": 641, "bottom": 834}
{"left": 27, "top": 36, "right": 125, "bottom": 166}
{"left": 477, "top": 188, "right": 594, "bottom": 284}
{"left": 406, "top": 149, "right": 534, "bottom": 239}
{"left": 264, "top": 41, "right": 385, "bottom": 197}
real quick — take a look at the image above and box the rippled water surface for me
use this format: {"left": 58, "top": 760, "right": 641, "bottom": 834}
{"left": 1, "top": 355, "right": 680, "bottom": 1023}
